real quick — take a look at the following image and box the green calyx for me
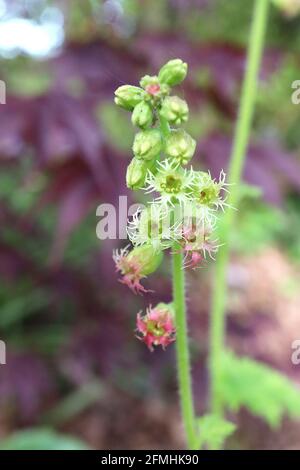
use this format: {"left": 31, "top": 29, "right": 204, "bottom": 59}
{"left": 155, "top": 301, "right": 174, "bottom": 313}
{"left": 127, "top": 244, "right": 163, "bottom": 276}
{"left": 131, "top": 101, "right": 153, "bottom": 129}
{"left": 159, "top": 96, "right": 189, "bottom": 125}
{"left": 133, "top": 129, "right": 162, "bottom": 161}
{"left": 126, "top": 158, "right": 154, "bottom": 190}
{"left": 165, "top": 129, "right": 196, "bottom": 165}
{"left": 114, "top": 85, "right": 146, "bottom": 111}
{"left": 158, "top": 59, "right": 188, "bottom": 87}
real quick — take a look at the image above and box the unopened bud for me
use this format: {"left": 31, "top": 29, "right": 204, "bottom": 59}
{"left": 165, "top": 129, "right": 196, "bottom": 165}
{"left": 114, "top": 85, "right": 146, "bottom": 111}
{"left": 133, "top": 129, "right": 162, "bottom": 161}
{"left": 126, "top": 158, "right": 149, "bottom": 190}
{"left": 131, "top": 101, "right": 153, "bottom": 129}
{"left": 159, "top": 96, "right": 189, "bottom": 125}
{"left": 158, "top": 59, "right": 188, "bottom": 87}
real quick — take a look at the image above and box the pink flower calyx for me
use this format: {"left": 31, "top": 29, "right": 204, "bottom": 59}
{"left": 113, "top": 246, "right": 149, "bottom": 294}
{"left": 113, "top": 244, "right": 163, "bottom": 294}
{"left": 136, "top": 303, "right": 176, "bottom": 351}
{"left": 181, "top": 222, "right": 219, "bottom": 269}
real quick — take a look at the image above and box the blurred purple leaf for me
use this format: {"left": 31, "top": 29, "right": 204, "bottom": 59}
{"left": 0, "top": 353, "right": 54, "bottom": 421}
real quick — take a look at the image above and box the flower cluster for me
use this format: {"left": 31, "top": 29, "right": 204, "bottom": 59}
{"left": 113, "top": 58, "right": 228, "bottom": 350}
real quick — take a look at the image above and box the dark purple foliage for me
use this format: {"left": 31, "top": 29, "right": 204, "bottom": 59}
{"left": 0, "top": 353, "right": 54, "bottom": 421}
{"left": 0, "top": 30, "right": 299, "bottom": 422}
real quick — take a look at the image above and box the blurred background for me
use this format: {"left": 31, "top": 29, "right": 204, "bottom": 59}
{"left": 0, "top": 0, "right": 300, "bottom": 450}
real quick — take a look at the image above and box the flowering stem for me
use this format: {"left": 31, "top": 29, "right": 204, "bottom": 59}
{"left": 209, "top": 0, "right": 270, "bottom": 416}
{"left": 159, "top": 114, "right": 171, "bottom": 139}
{"left": 172, "top": 247, "right": 197, "bottom": 450}
{"left": 159, "top": 113, "right": 197, "bottom": 449}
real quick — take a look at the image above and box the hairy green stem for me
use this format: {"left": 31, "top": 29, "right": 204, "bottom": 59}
{"left": 210, "top": 0, "right": 270, "bottom": 416}
{"left": 159, "top": 114, "right": 197, "bottom": 448}
{"left": 159, "top": 114, "right": 171, "bottom": 138}
{"left": 172, "top": 248, "right": 197, "bottom": 449}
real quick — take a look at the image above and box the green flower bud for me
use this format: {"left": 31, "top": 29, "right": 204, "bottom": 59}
{"left": 126, "top": 158, "right": 149, "bottom": 190}
{"left": 114, "top": 85, "right": 146, "bottom": 111}
{"left": 159, "top": 96, "right": 189, "bottom": 125}
{"left": 158, "top": 59, "right": 188, "bottom": 87}
{"left": 127, "top": 245, "right": 163, "bottom": 276}
{"left": 140, "top": 75, "right": 160, "bottom": 90}
{"left": 131, "top": 101, "right": 153, "bottom": 129}
{"left": 133, "top": 129, "right": 162, "bottom": 161}
{"left": 165, "top": 129, "right": 196, "bottom": 165}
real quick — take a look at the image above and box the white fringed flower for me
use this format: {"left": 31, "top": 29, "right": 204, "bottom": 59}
{"left": 181, "top": 219, "right": 222, "bottom": 269}
{"left": 192, "top": 170, "right": 230, "bottom": 211}
{"left": 144, "top": 159, "right": 195, "bottom": 207}
{"left": 127, "top": 203, "right": 181, "bottom": 250}
{"left": 186, "top": 170, "right": 231, "bottom": 224}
